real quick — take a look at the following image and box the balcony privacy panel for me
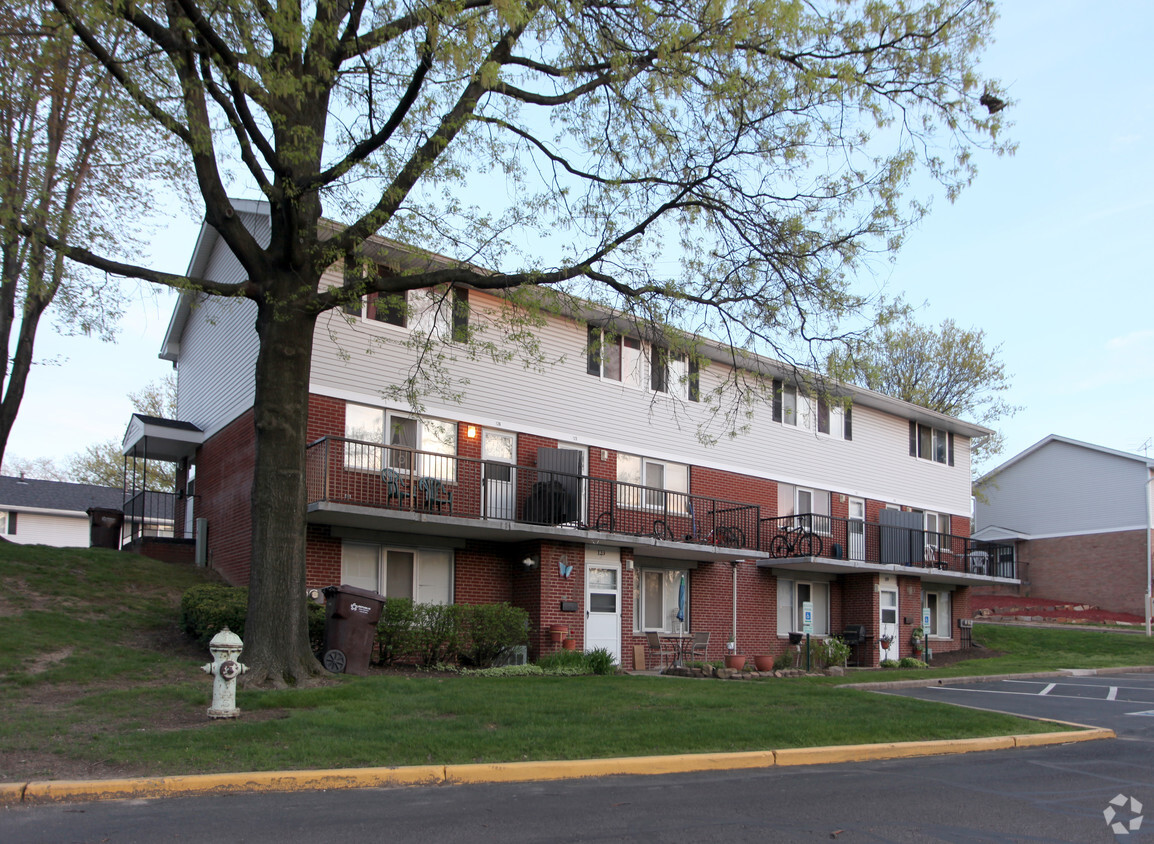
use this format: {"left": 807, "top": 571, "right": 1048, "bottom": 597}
{"left": 533, "top": 447, "right": 582, "bottom": 524}
{"left": 880, "top": 508, "right": 924, "bottom": 565}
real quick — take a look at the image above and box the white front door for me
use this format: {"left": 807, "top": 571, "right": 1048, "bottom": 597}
{"left": 879, "top": 587, "right": 899, "bottom": 661}
{"left": 848, "top": 498, "right": 865, "bottom": 560}
{"left": 482, "top": 429, "right": 516, "bottom": 520}
{"left": 585, "top": 547, "right": 621, "bottom": 661}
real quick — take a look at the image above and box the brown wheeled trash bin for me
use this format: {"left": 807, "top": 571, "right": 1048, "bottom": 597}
{"left": 321, "top": 584, "right": 385, "bottom": 676}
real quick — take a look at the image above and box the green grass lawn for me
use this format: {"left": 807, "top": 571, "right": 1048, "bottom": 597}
{"left": 1, "top": 543, "right": 1148, "bottom": 781}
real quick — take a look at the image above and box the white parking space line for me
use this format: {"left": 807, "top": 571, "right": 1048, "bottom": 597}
{"left": 1039, "top": 683, "right": 1056, "bottom": 696}
{"left": 1107, "top": 687, "right": 1119, "bottom": 701}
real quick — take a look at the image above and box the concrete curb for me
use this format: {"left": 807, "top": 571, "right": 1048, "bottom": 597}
{"left": 0, "top": 728, "right": 1114, "bottom": 806}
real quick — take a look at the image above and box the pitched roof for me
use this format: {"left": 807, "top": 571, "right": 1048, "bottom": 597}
{"left": 0, "top": 476, "right": 123, "bottom": 514}
{"left": 976, "top": 434, "right": 1154, "bottom": 485}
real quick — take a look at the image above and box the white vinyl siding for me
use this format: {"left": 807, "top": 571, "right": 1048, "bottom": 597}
{"left": 975, "top": 439, "right": 1151, "bottom": 537}
{"left": 1, "top": 512, "right": 89, "bottom": 547}
{"left": 311, "top": 286, "right": 974, "bottom": 516}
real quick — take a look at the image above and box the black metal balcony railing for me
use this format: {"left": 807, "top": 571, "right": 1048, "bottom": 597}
{"left": 306, "top": 436, "right": 1016, "bottom": 577}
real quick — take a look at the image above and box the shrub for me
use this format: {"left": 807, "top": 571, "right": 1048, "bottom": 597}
{"left": 879, "top": 659, "right": 900, "bottom": 668}
{"left": 585, "top": 647, "right": 617, "bottom": 675}
{"left": 180, "top": 584, "right": 248, "bottom": 645}
{"left": 376, "top": 597, "right": 418, "bottom": 665}
{"left": 898, "top": 657, "right": 928, "bottom": 668}
{"left": 819, "top": 636, "right": 851, "bottom": 669}
{"left": 411, "top": 602, "right": 464, "bottom": 666}
{"left": 773, "top": 652, "right": 794, "bottom": 671}
{"left": 536, "top": 649, "right": 588, "bottom": 671}
{"left": 458, "top": 603, "right": 530, "bottom": 668}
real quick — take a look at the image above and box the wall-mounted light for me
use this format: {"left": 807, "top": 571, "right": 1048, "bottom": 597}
{"left": 521, "top": 555, "right": 538, "bottom": 570}
{"left": 467, "top": 425, "right": 477, "bottom": 439}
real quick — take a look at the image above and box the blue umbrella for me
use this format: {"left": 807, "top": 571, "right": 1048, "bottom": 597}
{"left": 676, "top": 575, "right": 686, "bottom": 623}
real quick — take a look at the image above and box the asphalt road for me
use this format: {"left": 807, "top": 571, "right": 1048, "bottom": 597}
{"left": 2, "top": 739, "right": 1150, "bottom": 843}
{"left": 880, "top": 671, "right": 1154, "bottom": 741}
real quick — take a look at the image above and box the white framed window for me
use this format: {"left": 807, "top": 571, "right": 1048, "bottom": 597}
{"left": 924, "top": 512, "right": 950, "bottom": 549}
{"left": 776, "top": 578, "right": 830, "bottom": 636}
{"left": 0, "top": 511, "right": 12, "bottom": 535}
{"left": 344, "top": 404, "right": 456, "bottom": 479}
{"left": 341, "top": 542, "right": 453, "bottom": 604}
{"left": 922, "top": 589, "right": 952, "bottom": 638}
{"left": 794, "top": 487, "right": 832, "bottom": 535}
{"left": 634, "top": 568, "right": 689, "bottom": 633}
{"left": 617, "top": 454, "right": 689, "bottom": 513}
{"left": 817, "top": 397, "right": 845, "bottom": 438}
{"left": 912, "top": 422, "right": 952, "bottom": 465}
{"left": 587, "top": 328, "right": 700, "bottom": 401}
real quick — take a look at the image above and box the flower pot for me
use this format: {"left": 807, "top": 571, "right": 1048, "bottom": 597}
{"left": 753, "top": 655, "right": 775, "bottom": 671}
{"left": 549, "top": 625, "right": 567, "bottom": 644}
{"left": 562, "top": 637, "right": 577, "bottom": 650}
{"left": 725, "top": 654, "right": 747, "bottom": 670}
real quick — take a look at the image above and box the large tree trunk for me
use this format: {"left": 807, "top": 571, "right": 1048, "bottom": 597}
{"left": 241, "top": 290, "right": 325, "bottom": 686}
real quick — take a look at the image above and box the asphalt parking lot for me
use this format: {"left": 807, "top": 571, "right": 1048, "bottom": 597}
{"left": 881, "top": 670, "right": 1154, "bottom": 739}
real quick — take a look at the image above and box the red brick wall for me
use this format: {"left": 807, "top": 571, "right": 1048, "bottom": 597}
{"left": 1009, "top": 531, "right": 1150, "bottom": 616}
{"left": 194, "top": 409, "right": 256, "bottom": 585}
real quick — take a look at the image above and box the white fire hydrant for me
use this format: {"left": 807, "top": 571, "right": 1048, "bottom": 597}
{"left": 202, "top": 627, "right": 248, "bottom": 719}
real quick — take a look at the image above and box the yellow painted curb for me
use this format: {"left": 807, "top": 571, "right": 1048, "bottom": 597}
{"left": 446, "top": 750, "right": 777, "bottom": 784}
{"left": 775, "top": 736, "right": 1016, "bottom": 766}
{"left": 0, "top": 782, "right": 26, "bottom": 807}
{"left": 20, "top": 765, "right": 445, "bottom": 804}
{"left": 2, "top": 728, "right": 1113, "bottom": 805}
{"left": 1013, "top": 728, "right": 1115, "bottom": 748}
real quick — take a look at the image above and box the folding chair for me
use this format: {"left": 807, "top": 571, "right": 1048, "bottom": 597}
{"left": 645, "top": 631, "right": 675, "bottom": 670}
{"left": 689, "top": 630, "right": 710, "bottom": 663}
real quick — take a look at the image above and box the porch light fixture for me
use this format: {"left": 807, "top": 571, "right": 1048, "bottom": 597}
{"left": 467, "top": 425, "right": 477, "bottom": 438}
{"left": 521, "top": 555, "right": 538, "bottom": 570}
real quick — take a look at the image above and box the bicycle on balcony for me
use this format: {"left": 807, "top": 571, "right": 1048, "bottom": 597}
{"left": 650, "top": 501, "right": 745, "bottom": 548}
{"left": 770, "top": 523, "right": 823, "bottom": 558}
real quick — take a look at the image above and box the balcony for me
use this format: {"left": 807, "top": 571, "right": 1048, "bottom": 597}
{"left": 305, "top": 436, "right": 1016, "bottom": 578}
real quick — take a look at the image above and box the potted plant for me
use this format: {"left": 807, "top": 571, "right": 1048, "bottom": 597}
{"left": 878, "top": 634, "right": 894, "bottom": 651}
{"left": 910, "top": 626, "right": 925, "bottom": 657}
{"left": 725, "top": 653, "right": 747, "bottom": 670}
{"left": 726, "top": 633, "right": 736, "bottom": 652}
{"left": 753, "top": 655, "right": 776, "bottom": 671}
{"left": 549, "top": 625, "right": 567, "bottom": 644}
{"left": 562, "top": 636, "right": 577, "bottom": 650}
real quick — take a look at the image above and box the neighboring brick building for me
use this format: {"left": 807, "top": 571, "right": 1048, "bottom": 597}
{"left": 974, "top": 435, "right": 1154, "bottom": 618}
{"left": 139, "top": 199, "right": 1017, "bottom": 669}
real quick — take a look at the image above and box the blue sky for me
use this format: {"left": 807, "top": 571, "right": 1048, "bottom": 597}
{"left": 5, "top": 1, "right": 1152, "bottom": 475}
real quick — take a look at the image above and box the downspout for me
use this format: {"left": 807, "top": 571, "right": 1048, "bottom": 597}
{"left": 732, "top": 560, "right": 739, "bottom": 651}
{"left": 1146, "top": 473, "right": 1152, "bottom": 638}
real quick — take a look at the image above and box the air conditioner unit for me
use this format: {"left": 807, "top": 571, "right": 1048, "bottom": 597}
{"left": 495, "top": 645, "right": 528, "bottom": 666}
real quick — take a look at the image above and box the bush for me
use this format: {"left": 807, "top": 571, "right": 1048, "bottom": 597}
{"left": 879, "top": 659, "right": 900, "bottom": 668}
{"left": 898, "top": 657, "right": 928, "bottom": 668}
{"left": 376, "top": 597, "right": 418, "bottom": 665}
{"left": 585, "top": 647, "right": 617, "bottom": 675}
{"left": 536, "top": 649, "right": 589, "bottom": 671}
{"left": 458, "top": 603, "right": 530, "bottom": 668}
{"left": 180, "top": 584, "right": 248, "bottom": 645}
{"left": 773, "top": 652, "right": 794, "bottom": 671}
{"left": 410, "top": 602, "right": 464, "bottom": 666}
{"left": 819, "top": 636, "right": 851, "bottom": 669}
{"left": 182, "top": 584, "right": 325, "bottom": 652}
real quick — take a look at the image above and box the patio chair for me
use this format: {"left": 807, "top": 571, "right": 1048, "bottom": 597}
{"left": 382, "top": 467, "right": 411, "bottom": 507}
{"left": 689, "top": 630, "right": 710, "bottom": 663}
{"left": 645, "top": 631, "right": 675, "bottom": 670}
{"left": 418, "top": 475, "right": 454, "bottom": 514}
